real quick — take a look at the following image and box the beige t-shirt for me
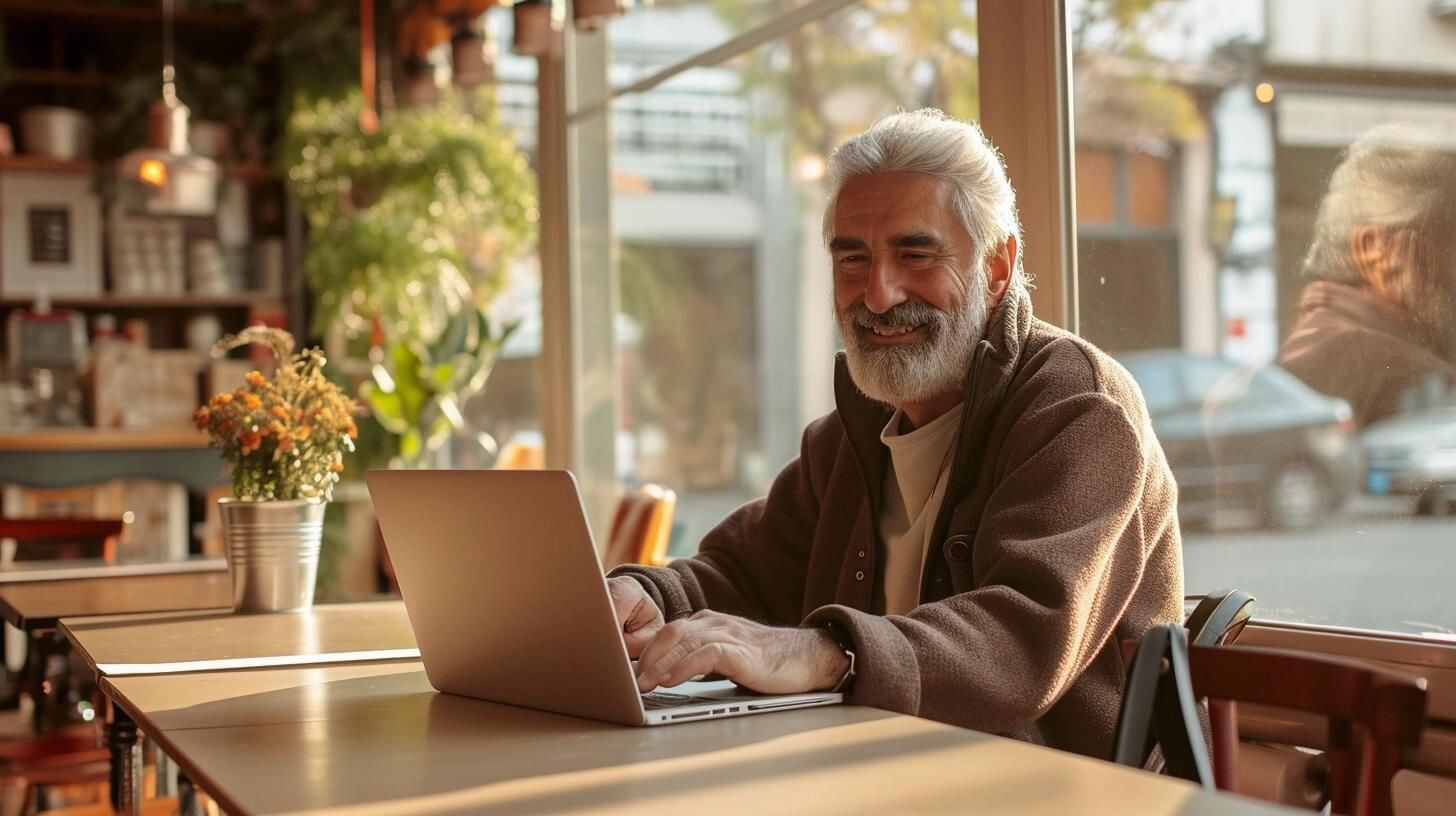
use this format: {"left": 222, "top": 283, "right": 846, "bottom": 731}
{"left": 876, "top": 404, "right": 964, "bottom": 616}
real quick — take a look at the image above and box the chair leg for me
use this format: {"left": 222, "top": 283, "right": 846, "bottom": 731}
{"left": 1209, "top": 699, "right": 1239, "bottom": 791}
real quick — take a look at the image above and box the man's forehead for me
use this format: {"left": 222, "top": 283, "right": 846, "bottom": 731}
{"left": 832, "top": 172, "right": 962, "bottom": 239}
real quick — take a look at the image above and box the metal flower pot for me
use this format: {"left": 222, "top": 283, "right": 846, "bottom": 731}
{"left": 218, "top": 499, "right": 324, "bottom": 613}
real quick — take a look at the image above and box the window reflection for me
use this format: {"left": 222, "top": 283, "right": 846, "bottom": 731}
{"left": 1072, "top": 0, "right": 1456, "bottom": 634}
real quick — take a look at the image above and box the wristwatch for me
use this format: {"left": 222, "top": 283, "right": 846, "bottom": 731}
{"left": 820, "top": 621, "right": 857, "bottom": 694}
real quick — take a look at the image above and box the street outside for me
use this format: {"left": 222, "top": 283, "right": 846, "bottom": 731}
{"left": 1183, "top": 495, "right": 1456, "bottom": 637}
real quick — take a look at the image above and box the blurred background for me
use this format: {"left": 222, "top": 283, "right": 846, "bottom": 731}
{"left": 0, "top": 0, "right": 1452, "bottom": 644}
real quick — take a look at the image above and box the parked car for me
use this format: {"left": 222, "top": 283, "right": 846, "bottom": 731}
{"left": 1117, "top": 351, "right": 1360, "bottom": 530}
{"left": 1361, "top": 400, "right": 1456, "bottom": 514}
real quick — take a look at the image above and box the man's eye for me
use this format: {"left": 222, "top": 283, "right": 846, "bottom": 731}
{"left": 902, "top": 252, "right": 934, "bottom": 263}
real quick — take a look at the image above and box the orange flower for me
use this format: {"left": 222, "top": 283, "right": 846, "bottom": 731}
{"left": 270, "top": 405, "right": 290, "bottom": 419}
{"left": 277, "top": 435, "right": 295, "bottom": 454}
{"left": 245, "top": 371, "right": 267, "bottom": 387}
{"left": 328, "top": 460, "right": 345, "bottom": 473}
{"left": 193, "top": 407, "right": 210, "bottom": 431}
{"left": 211, "top": 393, "right": 233, "bottom": 407}
{"left": 346, "top": 419, "right": 359, "bottom": 439}
{"left": 296, "top": 424, "right": 313, "bottom": 440}
{"left": 243, "top": 393, "right": 262, "bottom": 410}
{"left": 239, "top": 431, "right": 262, "bottom": 454}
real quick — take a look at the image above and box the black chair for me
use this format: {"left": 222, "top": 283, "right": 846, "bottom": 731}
{"left": 1116, "top": 589, "right": 1255, "bottom": 783}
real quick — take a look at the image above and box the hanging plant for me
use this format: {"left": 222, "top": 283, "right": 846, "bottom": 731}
{"left": 282, "top": 90, "right": 537, "bottom": 342}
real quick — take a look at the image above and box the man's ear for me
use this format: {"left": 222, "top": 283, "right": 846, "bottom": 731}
{"left": 985, "top": 235, "right": 1017, "bottom": 309}
{"left": 1350, "top": 226, "right": 1400, "bottom": 297}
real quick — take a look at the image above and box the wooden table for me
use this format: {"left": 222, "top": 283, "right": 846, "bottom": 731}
{"left": 60, "top": 601, "right": 419, "bottom": 813}
{"left": 0, "top": 570, "right": 232, "bottom": 633}
{"left": 61, "top": 600, "right": 419, "bottom": 677}
{"left": 0, "top": 556, "right": 226, "bottom": 585}
{"left": 98, "top": 660, "right": 1294, "bottom": 816}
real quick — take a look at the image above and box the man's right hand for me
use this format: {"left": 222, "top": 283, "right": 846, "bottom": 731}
{"left": 607, "top": 576, "right": 665, "bottom": 657}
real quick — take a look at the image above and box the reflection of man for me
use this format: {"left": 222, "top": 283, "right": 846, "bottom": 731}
{"left": 607, "top": 109, "right": 1182, "bottom": 757}
{"left": 1280, "top": 124, "right": 1456, "bottom": 427}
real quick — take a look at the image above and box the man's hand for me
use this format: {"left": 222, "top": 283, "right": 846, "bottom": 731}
{"left": 633, "top": 610, "right": 849, "bottom": 695}
{"left": 607, "top": 576, "right": 665, "bottom": 657}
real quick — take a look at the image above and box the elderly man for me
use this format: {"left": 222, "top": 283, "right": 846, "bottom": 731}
{"left": 610, "top": 109, "right": 1182, "bottom": 758}
{"left": 1280, "top": 123, "right": 1456, "bottom": 429}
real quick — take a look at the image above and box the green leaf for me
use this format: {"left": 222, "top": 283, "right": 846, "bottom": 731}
{"left": 431, "top": 308, "right": 472, "bottom": 362}
{"left": 399, "top": 429, "right": 422, "bottom": 464}
{"left": 359, "top": 381, "right": 409, "bottom": 434}
{"left": 429, "top": 360, "right": 457, "bottom": 395}
{"left": 424, "top": 413, "right": 454, "bottom": 452}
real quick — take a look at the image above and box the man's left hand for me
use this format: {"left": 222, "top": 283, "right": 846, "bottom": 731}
{"left": 634, "top": 610, "right": 849, "bottom": 694}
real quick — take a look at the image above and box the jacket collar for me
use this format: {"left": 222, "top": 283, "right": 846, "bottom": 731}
{"left": 834, "top": 286, "right": 1036, "bottom": 499}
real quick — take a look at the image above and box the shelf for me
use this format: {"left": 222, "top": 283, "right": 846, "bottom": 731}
{"left": 0, "top": 155, "right": 95, "bottom": 174}
{"left": 0, "top": 294, "right": 284, "bottom": 309}
{"left": 228, "top": 162, "right": 280, "bottom": 184}
{"left": 0, "top": 1, "right": 253, "bottom": 28}
{"left": 10, "top": 69, "right": 111, "bottom": 89}
{"left": 0, "top": 156, "right": 277, "bottom": 182}
{"left": 0, "top": 427, "right": 209, "bottom": 452}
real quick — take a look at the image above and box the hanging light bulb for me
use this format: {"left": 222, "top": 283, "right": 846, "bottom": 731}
{"left": 115, "top": 0, "right": 219, "bottom": 216}
{"left": 402, "top": 56, "right": 442, "bottom": 108}
{"left": 512, "top": 0, "right": 554, "bottom": 57}
{"left": 573, "top": 0, "right": 631, "bottom": 32}
{"left": 451, "top": 17, "right": 496, "bottom": 88}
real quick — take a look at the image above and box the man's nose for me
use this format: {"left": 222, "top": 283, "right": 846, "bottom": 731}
{"left": 863, "top": 257, "right": 908, "bottom": 314}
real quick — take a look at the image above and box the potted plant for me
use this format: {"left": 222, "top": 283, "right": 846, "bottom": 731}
{"left": 361, "top": 306, "right": 516, "bottom": 467}
{"left": 193, "top": 326, "right": 359, "bottom": 612}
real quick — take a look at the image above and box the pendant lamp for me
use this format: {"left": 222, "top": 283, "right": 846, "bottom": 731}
{"left": 512, "top": 0, "right": 554, "bottom": 57}
{"left": 573, "top": 0, "right": 631, "bottom": 32}
{"left": 115, "top": 0, "right": 219, "bottom": 216}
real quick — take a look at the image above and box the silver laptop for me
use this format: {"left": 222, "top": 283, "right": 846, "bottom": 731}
{"left": 366, "top": 468, "right": 842, "bottom": 726}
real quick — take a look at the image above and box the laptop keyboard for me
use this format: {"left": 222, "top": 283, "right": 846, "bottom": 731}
{"left": 641, "top": 691, "right": 724, "bottom": 710}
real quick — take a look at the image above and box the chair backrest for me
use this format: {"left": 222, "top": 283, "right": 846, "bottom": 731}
{"left": 1185, "top": 588, "right": 1255, "bottom": 647}
{"left": 1184, "top": 588, "right": 1255, "bottom": 789}
{"left": 1187, "top": 643, "right": 1426, "bottom": 816}
{"left": 603, "top": 485, "right": 675, "bottom": 570}
{"left": 1115, "top": 623, "right": 1428, "bottom": 816}
{"left": 0, "top": 519, "right": 126, "bottom": 564}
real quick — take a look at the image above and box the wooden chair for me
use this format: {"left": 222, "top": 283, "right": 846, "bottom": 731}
{"left": 1114, "top": 624, "right": 1427, "bottom": 816}
{"left": 603, "top": 485, "right": 676, "bottom": 570}
{"left": 0, "top": 520, "right": 126, "bottom": 566}
{"left": 0, "top": 518, "right": 127, "bottom": 810}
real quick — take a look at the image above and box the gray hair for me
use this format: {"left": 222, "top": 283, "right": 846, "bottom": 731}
{"left": 1302, "top": 122, "right": 1456, "bottom": 284}
{"left": 822, "top": 109, "right": 1024, "bottom": 286}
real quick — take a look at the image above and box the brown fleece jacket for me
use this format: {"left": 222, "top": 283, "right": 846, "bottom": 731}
{"left": 613, "top": 287, "right": 1184, "bottom": 758}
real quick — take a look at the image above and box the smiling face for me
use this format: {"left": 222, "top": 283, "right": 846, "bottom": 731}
{"left": 830, "top": 171, "right": 1010, "bottom": 423}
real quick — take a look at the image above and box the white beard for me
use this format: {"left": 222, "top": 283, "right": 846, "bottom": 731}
{"left": 836, "top": 266, "right": 989, "bottom": 406}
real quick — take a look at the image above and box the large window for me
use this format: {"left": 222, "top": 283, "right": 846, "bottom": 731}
{"left": 1071, "top": 0, "right": 1456, "bottom": 635}
{"left": 601, "top": 1, "right": 981, "bottom": 551}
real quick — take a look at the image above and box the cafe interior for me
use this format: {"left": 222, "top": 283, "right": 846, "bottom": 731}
{"left": 0, "top": 0, "right": 1452, "bottom": 814}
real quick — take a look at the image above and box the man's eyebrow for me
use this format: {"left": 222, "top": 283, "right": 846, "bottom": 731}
{"left": 829, "top": 237, "right": 868, "bottom": 252}
{"left": 889, "top": 233, "right": 945, "bottom": 249}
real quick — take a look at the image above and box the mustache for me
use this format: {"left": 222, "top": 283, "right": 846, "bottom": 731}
{"left": 842, "top": 299, "right": 946, "bottom": 330}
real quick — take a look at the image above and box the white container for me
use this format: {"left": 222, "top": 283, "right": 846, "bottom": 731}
{"left": 20, "top": 107, "right": 93, "bottom": 161}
